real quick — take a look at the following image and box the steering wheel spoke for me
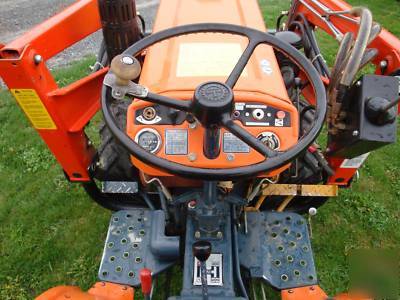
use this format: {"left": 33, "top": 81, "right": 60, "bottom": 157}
{"left": 141, "top": 92, "right": 192, "bottom": 112}
{"left": 222, "top": 115, "right": 278, "bottom": 158}
{"left": 226, "top": 40, "right": 259, "bottom": 88}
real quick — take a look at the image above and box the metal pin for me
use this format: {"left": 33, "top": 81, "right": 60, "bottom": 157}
{"left": 308, "top": 207, "right": 317, "bottom": 238}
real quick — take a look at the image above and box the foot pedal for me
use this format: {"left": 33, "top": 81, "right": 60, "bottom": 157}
{"left": 238, "top": 212, "right": 318, "bottom": 290}
{"left": 102, "top": 181, "right": 138, "bottom": 194}
{"left": 98, "top": 209, "right": 179, "bottom": 286}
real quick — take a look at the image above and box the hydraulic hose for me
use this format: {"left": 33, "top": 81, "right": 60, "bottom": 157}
{"left": 339, "top": 7, "right": 373, "bottom": 87}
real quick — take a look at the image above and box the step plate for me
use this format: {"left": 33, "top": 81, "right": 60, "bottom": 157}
{"left": 98, "top": 209, "right": 175, "bottom": 287}
{"left": 102, "top": 181, "right": 138, "bottom": 194}
{"left": 238, "top": 212, "right": 317, "bottom": 290}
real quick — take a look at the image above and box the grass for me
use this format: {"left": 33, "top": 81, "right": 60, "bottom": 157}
{"left": 0, "top": 1, "right": 399, "bottom": 299}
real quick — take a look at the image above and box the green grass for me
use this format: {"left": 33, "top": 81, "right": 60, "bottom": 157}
{"left": 0, "top": 1, "right": 400, "bottom": 299}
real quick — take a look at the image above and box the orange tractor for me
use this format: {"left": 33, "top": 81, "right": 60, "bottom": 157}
{"left": 0, "top": 0, "right": 399, "bottom": 299}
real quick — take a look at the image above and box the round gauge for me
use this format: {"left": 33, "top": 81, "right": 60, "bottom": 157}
{"left": 257, "top": 132, "right": 280, "bottom": 150}
{"left": 134, "top": 128, "right": 162, "bottom": 153}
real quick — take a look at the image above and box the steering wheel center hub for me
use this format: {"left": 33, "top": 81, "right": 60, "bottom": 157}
{"left": 192, "top": 81, "right": 234, "bottom": 127}
{"left": 199, "top": 82, "right": 230, "bottom": 102}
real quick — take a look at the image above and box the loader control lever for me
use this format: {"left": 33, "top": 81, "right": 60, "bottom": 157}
{"left": 102, "top": 23, "right": 327, "bottom": 180}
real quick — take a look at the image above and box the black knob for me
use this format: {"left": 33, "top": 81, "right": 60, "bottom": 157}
{"left": 365, "top": 97, "right": 397, "bottom": 125}
{"left": 192, "top": 241, "right": 212, "bottom": 262}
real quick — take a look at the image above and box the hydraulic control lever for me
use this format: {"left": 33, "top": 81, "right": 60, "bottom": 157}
{"left": 193, "top": 241, "right": 212, "bottom": 300}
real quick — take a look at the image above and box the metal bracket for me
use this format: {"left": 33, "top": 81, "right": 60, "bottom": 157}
{"left": 103, "top": 73, "right": 149, "bottom": 100}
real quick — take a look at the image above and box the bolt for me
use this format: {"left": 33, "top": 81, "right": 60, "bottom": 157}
{"left": 380, "top": 60, "right": 388, "bottom": 73}
{"left": 216, "top": 231, "right": 223, "bottom": 239}
{"left": 356, "top": 81, "right": 362, "bottom": 87}
{"left": 101, "top": 282, "right": 106, "bottom": 286}
{"left": 188, "top": 153, "right": 197, "bottom": 162}
{"left": 308, "top": 207, "right": 317, "bottom": 216}
{"left": 189, "top": 121, "right": 197, "bottom": 129}
{"left": 114, "top": 90, "right": 122, "bottom": 97}
{"left": 33, "top": 54, "right": 43, "bottom": 65}
{"left": 227, "top": 154, "right": 235, "bottom": 161}
{"left": 310, "top": 286, "right": 315, "bottom": 291}
{"left": 195, "top": 231, "right": 201, "bottom": 239}
{"left": 288, "top": 290, "right": 294, "bottom": 294}
{"left": 122, "top": 286, "right": 128, "bottom": 290}
{"left": 352, "top": 130, "right": 359, "bottom": 137}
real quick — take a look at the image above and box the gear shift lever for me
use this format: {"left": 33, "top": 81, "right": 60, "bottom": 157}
{"left": 193, "top": 241, "right": 212, "bottom": 300}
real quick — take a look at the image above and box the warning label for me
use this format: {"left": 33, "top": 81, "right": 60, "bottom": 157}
{"left": 340, "top": 153, "right": 370, "bottom": 169}
{"left": 11, "top": 89, "right": 57, "bottom": 130}
{"left": 223, "top": 132, "right": 250, "bottom": 153}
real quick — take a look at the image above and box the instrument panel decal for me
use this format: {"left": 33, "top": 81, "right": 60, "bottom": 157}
{"left": 165, "top": 129, "right": 188, "bottom": 155}
{"left": 223, "top": 132, "right": 250, "bottom": 153}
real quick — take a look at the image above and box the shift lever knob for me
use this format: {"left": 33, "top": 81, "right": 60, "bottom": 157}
{"left": 192, "top": 241, "right": 212, "bottom": 262}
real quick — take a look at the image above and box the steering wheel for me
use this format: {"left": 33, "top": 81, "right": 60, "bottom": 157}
{"left": 101, "top": 23, "right": 327, "bottom": 180}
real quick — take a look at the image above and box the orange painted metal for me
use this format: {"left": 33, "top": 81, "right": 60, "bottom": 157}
{"left": 36, "top": 282, "right": 134, "bottom": 300}
{"left": 127, "top": 0, "right": 299, "bottom": 179}
{"left": 281, "top": 285, "right": 328, "bottom": 300}
{"left": 0, "top": 0, "right": 103, "bottom": 182}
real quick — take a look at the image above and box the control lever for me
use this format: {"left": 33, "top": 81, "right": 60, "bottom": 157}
{"left": 193, "top": 241, "right": 212, "bottom": 300}
{"left": 140, "top": 268, "right": 152, "bottom": 300}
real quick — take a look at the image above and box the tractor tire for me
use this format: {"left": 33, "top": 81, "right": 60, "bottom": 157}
{"left": 94, "top": 100, "right": 139, "bottom": 182}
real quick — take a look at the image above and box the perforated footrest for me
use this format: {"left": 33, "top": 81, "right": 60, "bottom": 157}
{"left": 238, "top": 212, "right": 317, "bottom": 290}
{"left": 98, "top": 209, "right": 179, "bottom": 287}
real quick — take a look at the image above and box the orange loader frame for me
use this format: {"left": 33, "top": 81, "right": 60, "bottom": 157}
{"left": 0, "top": 0, "right": 399, "bottom": 299}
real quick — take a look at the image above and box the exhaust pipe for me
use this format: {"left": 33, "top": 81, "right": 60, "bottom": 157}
{"left": 97, "top": 0, "right": 142, "bottom": 60}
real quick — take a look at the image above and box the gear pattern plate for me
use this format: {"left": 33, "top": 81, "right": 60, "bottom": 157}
{"left": 98, "top": 209, "right": 176, "bottom": 287}
{"left": 238, "top": 212, "right": 318, "bottom": 290}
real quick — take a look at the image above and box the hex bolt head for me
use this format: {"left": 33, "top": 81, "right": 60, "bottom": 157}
{"left": 195, "top": 231, "right": 201, "bottom": 239}
{"left": 352, "top": 130, "right": 359, "bottom": 137}
{"left": 216, "top": 231, "right": 223, "bottom": 239}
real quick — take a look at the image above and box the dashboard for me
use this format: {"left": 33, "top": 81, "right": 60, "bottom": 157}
{"left": 126, "top": 92, "right": 299, "bottom": 178}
